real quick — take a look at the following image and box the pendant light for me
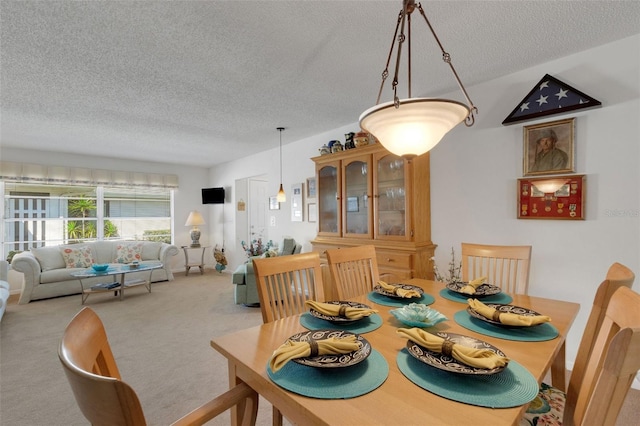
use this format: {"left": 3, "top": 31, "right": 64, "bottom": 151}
{"left": 276, "top": 127, "right": 286, "bottom": 202}
{"left": 359, "top": 0, "right": 477, "bottom": 159}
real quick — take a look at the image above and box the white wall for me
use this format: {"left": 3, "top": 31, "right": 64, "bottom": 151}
{"left": 0, "top": 147, "right": 209, "bottom": 276}
{"left": 209, "top": 35, "right": 640, "bottom": 372}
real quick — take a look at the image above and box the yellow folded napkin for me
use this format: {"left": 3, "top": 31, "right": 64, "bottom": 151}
{"left": 397, "top": 328, "right": 509, "bottom": 369}
{"left": 468, "top": 299, "right": 551, "bottom": 326}
{"left": 459, "top": 276, "right": 487, "bottom": 295}
{"left": 377, "top": 280, "right": 421, "bottom": 298}
{"left": 305, "top": 300, "right": 378, "bottom": 320}
{"left": 269, "top": 335, "right": 361, "bottom": 372}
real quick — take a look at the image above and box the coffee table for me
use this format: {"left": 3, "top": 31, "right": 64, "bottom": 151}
{"left": 71, "top": 263, "right": 162, "bottom": 304}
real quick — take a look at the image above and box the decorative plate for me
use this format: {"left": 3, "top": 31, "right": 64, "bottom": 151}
{"left": 373, "top": 283, "right": 424, "bottom": 299}
{"left": 286, "top": 329, "right": 371, "bottom": 368}
{"left": 446, "top": 281, "right": 501, "bottom": 297}
{"left": 390, "top": 303, "right": 447, "bottom": 328}
{"left": 467, "top": 303, "right": 544, "bottom": 328}
{"left": 406, "top": 332, "right": 508, "bottom": 375}
{"left": 308, "top": 301, "right": 373, "bottom": 323}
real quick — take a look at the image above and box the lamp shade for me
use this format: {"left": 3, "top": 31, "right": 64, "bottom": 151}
{"left": 533, "top": 179, "right": 568, "bottom": 194}
{"left": 360, "top": 98, "right": 470, "bottom": 158}
{"left": 185, "top": 211, "right": 205, "bottom": 227}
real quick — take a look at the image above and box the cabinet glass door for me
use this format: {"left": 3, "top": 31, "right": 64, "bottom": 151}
{"left": 343, "top": 157, "right": 371, "bottom": 238}
{"left": 317, "top": 163, "right": 340, "bottom": 236}
{"left": 375, "top": 153, "right": 408, "bottom": 239}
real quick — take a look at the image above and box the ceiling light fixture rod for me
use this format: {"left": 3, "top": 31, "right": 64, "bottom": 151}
{"left": 277, "top": 127, "right": 286, "bottom": 202}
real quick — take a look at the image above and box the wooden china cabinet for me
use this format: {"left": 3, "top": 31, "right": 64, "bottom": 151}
{"left": 311, "top": 143, "right": 436, "bottom": 283}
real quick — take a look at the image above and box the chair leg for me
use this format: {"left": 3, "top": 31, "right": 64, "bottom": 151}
{"left": 272, "top": 407, "right": 283, "bottom": 426}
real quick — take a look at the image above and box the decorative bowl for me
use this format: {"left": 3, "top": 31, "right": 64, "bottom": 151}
{"left": 390, "top": 303, "right": 447, "bottom": 328}
{"left": 91, "top": 264, "right": 109, "bottom": 272}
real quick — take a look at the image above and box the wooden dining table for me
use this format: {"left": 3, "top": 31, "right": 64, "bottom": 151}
{"left": 210, "top": 279, "right": 579, "bottom": 425}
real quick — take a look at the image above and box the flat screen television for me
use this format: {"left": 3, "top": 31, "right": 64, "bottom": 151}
{"left": 202, "top": 187, "right": 225, "bottom": 204}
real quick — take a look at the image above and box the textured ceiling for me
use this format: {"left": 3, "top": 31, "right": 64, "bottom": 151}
{"left": 1, "top": 1, "right": 639, "bottom": 167}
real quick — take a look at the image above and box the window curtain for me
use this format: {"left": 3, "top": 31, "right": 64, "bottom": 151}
{"left": 0, "top": 161, "right": 178, "bottom": 189}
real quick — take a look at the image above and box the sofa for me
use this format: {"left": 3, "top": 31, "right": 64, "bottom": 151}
{"left": 232, "top": 238, "right": 302, "bottom": 306}
{"left": 11, "top": 240, "right": 179, "bottom": 304}
{"left": 1, "top": 260, "right": 10, "bottom": 321}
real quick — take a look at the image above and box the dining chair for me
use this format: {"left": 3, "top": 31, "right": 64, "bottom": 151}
{"left": 59, "top": 307, "right": 258, "bottom": 426}
{"left": 253, "top": 252, "right": 325, "bottom": 324}
{"left": 253, "top": 252, "right": 325, "bottom": 425}
{"left": 461, "top": 242, "right": 532, "bottom": 294}
{"left": 521, "top": 276, "right": 639, "bottom": 426}
{"left": 326, "top": 245, "right": 380, "bottom": 300}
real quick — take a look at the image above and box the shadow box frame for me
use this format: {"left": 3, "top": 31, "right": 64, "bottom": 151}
{"left": 517, "top": 174, "right": 585, "bottom": 220}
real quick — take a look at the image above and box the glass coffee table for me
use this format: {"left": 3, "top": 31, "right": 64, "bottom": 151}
{"left": 71, "top": 263, "right": 162, "bottom": 304}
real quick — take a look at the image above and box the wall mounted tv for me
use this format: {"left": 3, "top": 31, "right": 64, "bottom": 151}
{"left": 202, "top": 187, "right": 225, "bottom": 204}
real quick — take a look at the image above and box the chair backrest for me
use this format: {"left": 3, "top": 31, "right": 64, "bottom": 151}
{"left": 326, "top": 245, "right": 380, "bottom": 300}
{"left": 570, "top": 286, "right": 640, "bottom": 426}
{"left": 253, "top": 252, "right": 325, "bottom": 323}
{"left": 59, "top": 307, "right": 147, "bottom": 425}
{"left": 564, "top": 262, "right": 635, "bottom": 424}
{"left": 60, "top": 307, "right": 259, "bottom": 426}
{"left": 461, "top": 242, "right": 532, "bottom": 294}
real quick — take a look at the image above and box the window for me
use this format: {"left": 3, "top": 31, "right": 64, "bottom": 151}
{"left": 1, "top": 181, "right": 173, "bottom": 258}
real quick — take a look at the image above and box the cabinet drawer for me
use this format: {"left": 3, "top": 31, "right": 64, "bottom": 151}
{"left": 376, "top": 251, "right": 413, "bottom": 269}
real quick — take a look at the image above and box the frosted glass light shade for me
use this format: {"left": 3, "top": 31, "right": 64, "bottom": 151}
{"left": 533, "top": 179, "right": 568, "bottom": 194}
{"left": 277, "top": 184, "right": 286, "bottom": 202}
{"left": 360, "top": 98, "right": 470, "bottom": 158}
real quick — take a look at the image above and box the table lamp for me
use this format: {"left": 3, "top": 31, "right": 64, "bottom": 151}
{"left": 185, "top": 210, "right": 205, "bottom": 247}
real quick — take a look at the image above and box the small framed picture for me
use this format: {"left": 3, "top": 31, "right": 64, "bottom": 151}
{"left": 306, "top": 177, "right": 316, "bottom": 199}
{"left": 346, "top": 196, "right": 359, "bottom": 212}
{"left": 523, "top": 118, "right": 575, "bottom": 176}
{"left": 307, "top": 203, "right": 317, "bottom": 222}
{"left": 269, "top": 196, "right": 279, "bottom": 210}
{"left": 291, "top": 183, "right": 303, "bottom": 221}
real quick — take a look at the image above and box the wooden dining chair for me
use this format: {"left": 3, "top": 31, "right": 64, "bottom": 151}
{"left": 326, "top": 245, "right": 380, "bottom": 300}
{"left": 461, "top": 242, "right": 532, "bottom": 294}
{"left": 253, "top": 252, "right": 325, "bottom": 425}
{"left": 521, "top": 278, "right": 640, "bottom": 426}
{"left": 59, "top": 307, "right": 258, "bottom": 426}
{"left": 253, "top": 252, "right": 325, "bottom": 324}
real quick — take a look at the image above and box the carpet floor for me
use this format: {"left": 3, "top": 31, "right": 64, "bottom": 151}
{"left": 1, "top": 270, "right": 637, "bottom": 425}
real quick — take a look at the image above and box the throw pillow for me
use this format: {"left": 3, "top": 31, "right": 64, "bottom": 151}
{"left": 281, "top": 238, "right": 295, "bottom": 255}
{"left": 60, "top": 246, "right": 94, "bottom": 269}
{"left": 114, "top": 242, "right": 144, "bottom": 264}
{"left": 32, "top": 247, "right": 66, "bottom": 271}
{"left": 141, "top": 242, "right": 162, "bottom": 260}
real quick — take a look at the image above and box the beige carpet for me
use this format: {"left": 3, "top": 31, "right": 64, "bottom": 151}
{"left": 1, "top": 271, "right": 638, "bottom": 425}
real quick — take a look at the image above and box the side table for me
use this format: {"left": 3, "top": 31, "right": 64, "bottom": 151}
{"left": 182, "top": 246, "right": 209, "bottom": 276}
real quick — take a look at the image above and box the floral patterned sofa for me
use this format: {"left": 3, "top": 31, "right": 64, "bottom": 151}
{"left": 231, "top": 238, "right": 302, "bottom": 306}
{"left": 11, "top": 240, "right": 178, "bottom": 304}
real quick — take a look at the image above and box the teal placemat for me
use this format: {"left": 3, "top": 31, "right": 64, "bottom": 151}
{"left": 267, "top": 349, "right": 388, "bottom": 399}
{"left": 367, "top": 291, "right": 435, "bottom": 307}
{"left": 439, "top": 288, "right": 513, "bottom": 304}
{"left": 454, "top": 310, "right": 559, "bottom": 341}
{"left": 300, "top": 312, "right": 383, "bottom": 334}
{"left": 397, "top": 349, "right": 538, "bottom": 408}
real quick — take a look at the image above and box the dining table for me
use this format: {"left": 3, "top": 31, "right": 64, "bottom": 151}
{"left": 210, "top": 278, "right": 579, "bottom": 425}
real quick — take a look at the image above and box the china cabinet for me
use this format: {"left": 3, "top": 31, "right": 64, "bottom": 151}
{"left": 311, "top": 143, "right": 435, "bottom": 281}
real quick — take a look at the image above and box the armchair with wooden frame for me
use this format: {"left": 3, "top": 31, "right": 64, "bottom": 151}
{"left": 58, "top": 307, "right": 258, "bottom": 426}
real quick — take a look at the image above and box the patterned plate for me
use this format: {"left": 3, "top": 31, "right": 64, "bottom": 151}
{"left": 309, "top": 301, "right": 373, "bottom": 323}
{"left": 446, "top": 281, "right": 501, "bottom": 297}
{"left": 373, "top": 283, "right": 424, "bottom": 299}
{"left": 287, "top": 329, "right": 371, "bottom": 368}
{"left": 406, "top": 332, "right": 508, "bottom": 375}
{"left": 467, "top": 303, "right": 544, "bottom": 328}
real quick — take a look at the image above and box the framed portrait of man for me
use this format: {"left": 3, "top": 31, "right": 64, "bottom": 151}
{"left": 523, "top": 118, "right": 575, "bottom": 176}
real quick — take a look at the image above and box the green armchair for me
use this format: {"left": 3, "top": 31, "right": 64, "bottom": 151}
{"left": 231, "top": 238, "right": 302, "bottom": 306}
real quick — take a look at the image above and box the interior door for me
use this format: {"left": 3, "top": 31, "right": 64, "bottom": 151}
{"left": 248, "top": 178, "right": 268, "bottom": 243}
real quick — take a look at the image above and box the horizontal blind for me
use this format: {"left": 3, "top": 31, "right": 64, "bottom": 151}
{"left": 0, "top": 161, "right": 179, "bottom": 189}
